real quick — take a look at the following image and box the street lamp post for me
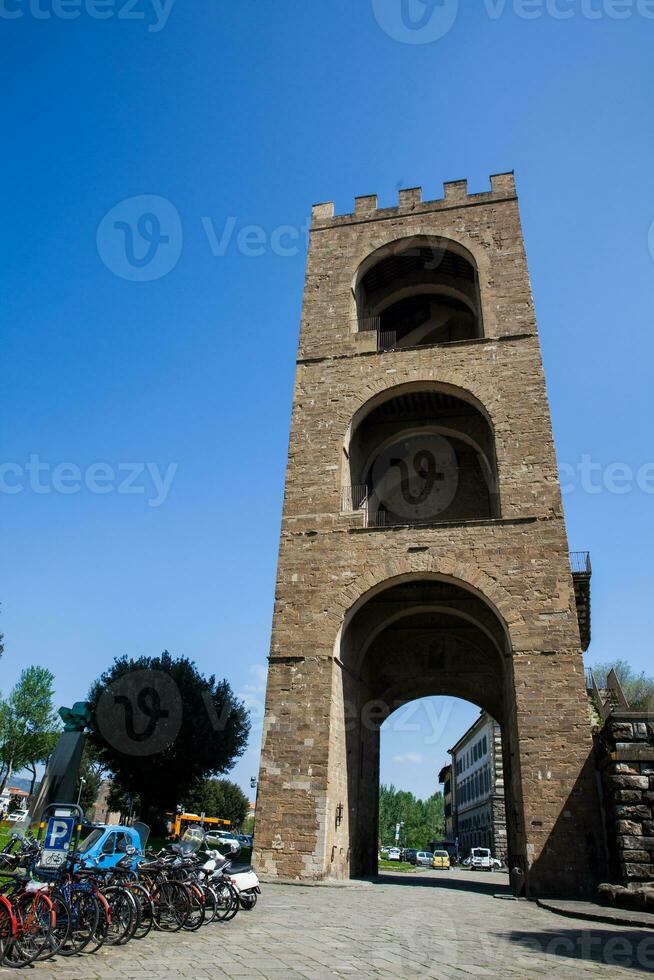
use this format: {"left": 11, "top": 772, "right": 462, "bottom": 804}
{"left": 76, "top": 777, "right": 86, "bottom": 808}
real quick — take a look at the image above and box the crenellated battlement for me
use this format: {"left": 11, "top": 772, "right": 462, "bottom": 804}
{"left": 311, "top": 171, "right": 516, "bottom": 226}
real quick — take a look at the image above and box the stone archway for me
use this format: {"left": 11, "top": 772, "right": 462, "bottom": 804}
{"left": 331, "top": 573, "right": 521, "bottom": 879}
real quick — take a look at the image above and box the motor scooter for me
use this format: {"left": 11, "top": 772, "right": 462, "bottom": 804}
{"left": 205, "top": 835, "right": 261, "bottom": 910}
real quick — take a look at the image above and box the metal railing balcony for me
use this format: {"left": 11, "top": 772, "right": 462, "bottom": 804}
{"left": 378, "top": 330, "right": 397, "bottom": 352}
{"left": 354, "top": 315, "right": 381, "bottom": 334}
{"left": 341, "top": 485, "right": 368, "bottom": 513}
{"left": 570, "top": 551, "right": 592, "bottom": 575}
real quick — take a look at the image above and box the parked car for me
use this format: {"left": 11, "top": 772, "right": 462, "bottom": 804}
{"left": 469, "top": 847, "right": 494, "bottom": 871}
{"left": 431, "top": 849, "right": 451, "bottom": 870}
{"left": 206, "top": 829, "right": 241, "bottom": 853}
{"left": 77, "top": 823, "right": 149, "bottom": 871}
{"left": 404, "top": 848, "right": 418, "bottom": 865}
{"left": 415, "top": 851, "right": 433, "bottom": 867}
{"left": 386, "top": 847, "right": 402, "bottom": 861}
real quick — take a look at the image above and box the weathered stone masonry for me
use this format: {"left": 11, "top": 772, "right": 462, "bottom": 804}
{"left": 254, "top": 173, "right": 604, "bottom": 895}
{"left": 598, "top": 713, "right": 654, "bottom": 885}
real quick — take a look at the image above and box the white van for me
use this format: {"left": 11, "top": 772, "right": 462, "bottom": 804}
{"left": 470, "top": 847, "right": 493, "bottom": 871}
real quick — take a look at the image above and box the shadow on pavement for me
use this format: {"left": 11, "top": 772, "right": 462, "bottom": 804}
{"left": 361, "top": 870, "right": 512, "bottom": 897}
{"left": 503, "top": 928, "right": 654, "bottom": 973}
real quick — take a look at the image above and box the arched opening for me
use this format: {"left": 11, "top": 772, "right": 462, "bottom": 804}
{"left": 343, "top": 384, "right": 500, "bottom": 525}
{"left": 335, "top": 575, "right": 519, "bottom": 880}
{"left": 354, "top": 237, "right": 483, "bottom": 350}
{"left": 378, "top": 697, "right": 507, "bottom": 869}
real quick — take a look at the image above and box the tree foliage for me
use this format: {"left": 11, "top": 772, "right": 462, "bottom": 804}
{"left": 379, "top": 784, "right": 445, "bottom": 851}
{"left": 183, "top": 778, "right": 250, "bottom": 828}
{"left": 593, "top": 659, "right": 654, "bottom": 712}
{"left": 77, "top": 744, "right": 105, "bottom": 814}
{"left": 87, "top": 652, "right": 250, "bottom": 830}
{"left": 0, "top": 667, "right": 59, "bottom": 795}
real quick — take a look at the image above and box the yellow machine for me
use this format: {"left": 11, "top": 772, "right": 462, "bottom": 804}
{"left": 169, "top": 812, "right": 231, "bottom": 840}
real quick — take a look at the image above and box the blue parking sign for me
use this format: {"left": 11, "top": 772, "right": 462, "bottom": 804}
{"left": 45, "top": 816, "right": 75, "bottom": 851}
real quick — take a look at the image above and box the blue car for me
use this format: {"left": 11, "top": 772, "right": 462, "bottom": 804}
{"left": 77, "top": 821, "right": 149, "bottom": 872}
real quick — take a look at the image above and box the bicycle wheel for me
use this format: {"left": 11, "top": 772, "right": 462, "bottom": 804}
{"left": 57, "top": 891, "right": 101, "bottom": 956}
{"left": 83, "top": 891, "right": 111, "bottom": 955}
{"left": 103, "top": 885, "right": 137, "bottom": 946}
{"left": 0, "top": 900, "right": 16, "bottom": 966}
{"left": 2, "top": 891, "right": 54, "bottom": 968}
{"left": 152, "top": 880, "right": 189, "bottom": 933}
{"left": 181, "top": 882, "right": 205, "bottom": 932}
{"left": 201, "top": 883, "right": 220, "bottom": 925}
{"left": 40, "top": 892, "right": 70, "bottom": 960}
{"left": 127, "top": 883, "right": 155, "bottom": 940}
{"left": 212, "top": 879, "right": 239, "bottom": 922}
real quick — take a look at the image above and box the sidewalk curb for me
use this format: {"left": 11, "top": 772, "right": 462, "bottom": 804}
{"left": 537, "top": 898, "right": 654, "bottom": 930}
{"left": 257, "top": 876, "right": 373, "bottom": 888}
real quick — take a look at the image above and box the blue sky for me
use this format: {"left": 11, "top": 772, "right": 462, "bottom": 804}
{"left": 1, "top": 1, "right": 653, "bottom": 800}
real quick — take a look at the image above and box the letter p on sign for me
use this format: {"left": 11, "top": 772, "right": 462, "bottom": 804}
{"left": 46, "top": 817, "right": 74, "bottom": 850}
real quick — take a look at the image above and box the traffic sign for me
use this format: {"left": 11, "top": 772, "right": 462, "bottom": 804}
{"left": 41, "top": 815, "right": 75, "bottom": 868}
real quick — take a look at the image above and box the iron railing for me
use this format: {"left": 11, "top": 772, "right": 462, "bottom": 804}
{"left": 378, "top": 330, "right": 397, "bottom": 352}
{"left": 570, "top": 551, "right": 592, "bottom": 575}
{"left": 354, "top": 315, "right": 381, "bottom": 334}
{"left": 341, "top": 485, "right": 368, "bottom": 513}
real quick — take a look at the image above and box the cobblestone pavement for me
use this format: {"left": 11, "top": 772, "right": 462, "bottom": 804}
{"left": 15, "top": 871, "right": 654, "bottom": 979}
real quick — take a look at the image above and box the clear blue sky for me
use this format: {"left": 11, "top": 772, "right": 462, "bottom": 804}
{"left": 2, "top": 1, "right": 653, "bottom": 801}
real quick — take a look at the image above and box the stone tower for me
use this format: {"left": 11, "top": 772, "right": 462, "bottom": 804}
{"left": 254, "top": 173, "right": 600, "bottom": 896}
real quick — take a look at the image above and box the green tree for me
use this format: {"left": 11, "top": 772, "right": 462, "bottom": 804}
{"left": 184, "top": 778, "right": 250, "bottom": 828}
{"left": 379, "top": 784, "right": 445, "bottom": 851}
{"left": 106, "top": 784, "right": 139, "bottom": 824}
{"left": 593, "top": 660, "right": 654, "bottom": 712}
{"left": 0, "top": 667, "right": 59, "bottom": 795}
{"left": 88, "top": 652, "right": 250, "bottom": 832}
{"left": 23, "top": 729, "right": 60, "bottom": 796}
{"left": 77, "top": 745, "right": 105, "bottom": 814}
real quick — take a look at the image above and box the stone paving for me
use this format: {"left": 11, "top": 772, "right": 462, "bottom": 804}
{"left": 16, "top": 871, "right": 654, "bottom": 979}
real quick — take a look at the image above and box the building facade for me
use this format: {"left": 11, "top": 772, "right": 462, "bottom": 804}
{"left": 438, "top": 764, "right": 454, "bottom": 840}
{"left": 254, "top": 173, "right": 602, "bottom": 896}
{"left": 449, "top": 712, "right": 507, "bottom": 859}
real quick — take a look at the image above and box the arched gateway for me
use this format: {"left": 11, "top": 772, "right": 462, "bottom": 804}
{"left": 254, "top": 175, "right": 602, "bottom": 896}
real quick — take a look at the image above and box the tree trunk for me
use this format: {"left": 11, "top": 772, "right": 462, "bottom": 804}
{"left": 0, "top": 760, "right": 13, "bottom": 797}
{"left": 27, "top": 764, "right": 37, "bottom": 797}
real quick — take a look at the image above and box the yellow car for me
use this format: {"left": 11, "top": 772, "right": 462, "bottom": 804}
{"left": 431, "top": 849, "right": 451, "bottom": 870}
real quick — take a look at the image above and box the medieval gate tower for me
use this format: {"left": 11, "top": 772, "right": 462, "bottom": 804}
{"left": 254, "top": 173, "right": 600, "bottom": 895}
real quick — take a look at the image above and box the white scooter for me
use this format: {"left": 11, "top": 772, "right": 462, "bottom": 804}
{"left": 229, "top": 866, "right": 261, "bottom": 910}
{"left": 206, "top": 836, "right": 261, "bottom": 910}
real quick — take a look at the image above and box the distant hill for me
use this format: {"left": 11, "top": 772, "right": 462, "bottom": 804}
{"left": 6, "top": 776, "right": 32, "bottom": 794}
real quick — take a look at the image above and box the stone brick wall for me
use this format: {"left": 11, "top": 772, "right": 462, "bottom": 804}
{"left": 598, "top": 713, "right": 654, "bottom": 884}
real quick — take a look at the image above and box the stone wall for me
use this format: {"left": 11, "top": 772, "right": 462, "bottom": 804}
{"left": 598, "top": 713, "right": 654, "bottom": 884}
